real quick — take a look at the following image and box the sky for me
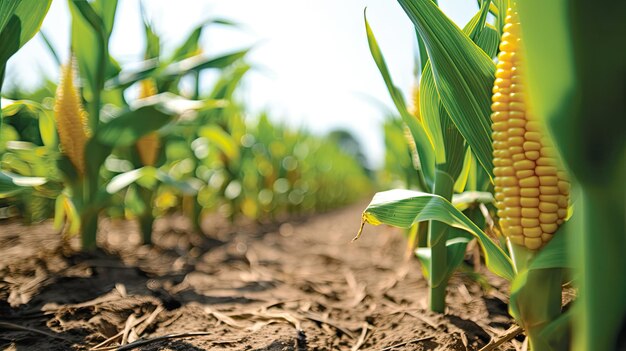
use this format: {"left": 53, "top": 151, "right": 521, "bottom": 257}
{"left": 5, "top": 0, "right": 476, "bottom": 168}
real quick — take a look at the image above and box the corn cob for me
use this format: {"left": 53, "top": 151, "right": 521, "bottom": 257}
{"left": 54, "top": 58, "right": 90, "bottom": 176}
{"left": 491, "top": 7, "right": 569, "bottom": 250}
{"left": 136, "top": 79, "right": 161, "bottom": 166}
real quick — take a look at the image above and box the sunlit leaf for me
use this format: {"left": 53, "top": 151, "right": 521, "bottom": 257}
{"left": 364, "top": 11, "right": 434, "bottom": 190}
{"left": 399, "top": 0, "right": 495, "bottom": 180}
{"left": 360, "top": 189, "right": 514, "bottom": 281}
{"left": 199, "top": 125, "right": 240, "bottom": 162}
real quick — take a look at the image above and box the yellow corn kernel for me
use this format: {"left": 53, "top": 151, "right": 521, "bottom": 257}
{"left": 525, "top": 238, "right": 543, "bottom": 250}
{"left": 521, "top": 208, "right": 540, "bottom": 218}
{"left": 500, "top": 176, "right": 517, "bottom": 187}
{"left": 516, "top": 170, "right": 534, "bottom": 178}
{"left": 539, "top": 176, "right": 559, "bottom": 186}
{"left": 512, "top": 153, "right": 526, "bottom": 162}
{"left": 504, "top": 196, "right": 520, "bottom": 207}
{"left": 493, "top": 122, "right": 508, "bottom": 131}
{"left": 539, "top": 212, "right": 559, "bottom": 224}
{"left": 523, "top": 141, "right": 541, "bottom": 151}
{"left": 521, "top": 218, "right": 539, "bottom": 227}
{"left": 495, "top": 166, "right": 514, "bottom": 176}
{"left": 520, "top": 188, "right": 540, "bottom": 197}
{"left": 539, "top": 202, "right": 559, "bottom": 212}
{"left": 508, "top": 118, "right": 525, "bottom": 128}
{"left": 540, "top": 186, "right": 560, "bottom": 195}
{"left": 54, "top": 58, "right": 90, "bottom": 176}
{"left": 491, "top": 6, "right": 570, "bottom": 250}
{"left": 510, "top": 235, "right": 524, "bottom": 246}
{"left": 519, "top": 176, "right": 539, "bottom": 188}
{"left": 520, "top": 197, "right": 539, "bottom": 207}
{"left": 539, "top": 195, "right": 559, "bottom": 203}
{"left": 536, "top": 157, "right": 554, "bottom": 166}
{"left": 525, "top": 131, "right": 542, "bottom": 142}
{"left": 536, "top": 166, "right": 558, "bottom": 176}
{"left": 541, "top": 223, "right": 558, "bottom": 233}
{"left": 513, "top": 160, "right": 535, "bottom": 170}
{"left": 523, "top": 227, "right": 542, "bottom": 238}
{"left": 525, "top": 151, "right": 540, "bottom": 160}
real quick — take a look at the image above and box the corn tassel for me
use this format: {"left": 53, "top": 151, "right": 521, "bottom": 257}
{"left": 54, "top": 58, "right": 90, "bottom": 176}
{"left": 491, "top": 8, "right": 569, "bottom": 251}
{"left": 136, "top": 79, "right": 161, "bottom": 166}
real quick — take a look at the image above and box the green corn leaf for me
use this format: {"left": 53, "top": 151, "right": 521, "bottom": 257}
{"left": 453, "top": 148, "right": 472, "bottom": 193}
{"left": 0, "top": 1, "right": 20, "bottom": 34}
{"left": 0, "top": 0, "right": 52, "bottom": 90}
{"left": 52, "top": 192, "right": 80, "bottom": 236}
{"left": 69, "top": 0, "right": 118, "bottom": 119}
{"left": 451, "top": 190, "right": 493, "bottom": 210}
{"left": 0, "top": 173, "right": 26, "bottom": 198}
{"left": 0, "top": 1, "right": 51, "bottom": 56}
{"left": 155, "top": 170, "right": 197, "bottom": 195}
{"left": 106, "top": 167, "right": 147, "bottom": 194}
{"left": 360, "top": 189, "right": 514, "bottom": 281}
{"left": 399, "top": 0, "right": 496, "bottom": 181}
{"left": 64, "top": 194, "right": 81, "bottom": 235}
{"left": 141, "top": 6, "right": 160, "bottom": 60}
{"left": 161, "top": 49, "right": 250, "bottom": 78}
{"left": 106, "top": 50, "right": 249, "bottom": 91}
{"left": 169, "top": 17, "right": 238, "bottom": 62}
{"left": 419, "top": 0, "right": 493, "bottom": 177}
{"left": 199, "top": 125, "right": 240, "bottom": 162}
{"left": 518, "top": 1, "right": 626, "bottom": 349}
{"left": 364, "top": 10, "right": 435, "bottom": 189}
{"left": 53, "top": 192, "right": 66, "bottom": 230}
{"left": 538, "top": 308, "right": 573, "bottom": 351}
{"left": 39, "top": 30, "right": 62, "bottom": 67}
{"left": 491, "top": 0, "right": 507, "bottom": 34}
{"left": 208, "top": 64, "right": 251, "bottom": 100}
{"left": 104, "top": 59, "right": 158, "bottom": 89}
{"left": 416, "top": 234, "right": 472, "bottom": 281}
{"left": 95, "top": 104, "right": 173, "bottom": 147}
{"left": 0, "top": 171, "right": 47, "bottom": 198}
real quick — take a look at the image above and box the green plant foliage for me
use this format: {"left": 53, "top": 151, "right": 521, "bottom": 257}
{"left": 364, "top": 11, "right": 434, "bottom": 190}
{"left": 360, "top": 189, "right": 514, "bottom": 281}
{"left": 518, "top": 1, "right": 626, "bottom": 349}
{"left": 399, "top": 0, "right": 496, "bottom": 180}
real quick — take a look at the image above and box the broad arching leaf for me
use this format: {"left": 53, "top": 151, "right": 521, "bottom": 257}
{"left": 359, "top": 189, "right": 514, "bottom": 281}
{"left": 399, "top": 0, "right": 496, "bottom": 180}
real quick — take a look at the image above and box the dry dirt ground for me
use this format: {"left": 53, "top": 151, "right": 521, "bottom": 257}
{"left": 0, "top": 202, "right": 522, "bottom": 350}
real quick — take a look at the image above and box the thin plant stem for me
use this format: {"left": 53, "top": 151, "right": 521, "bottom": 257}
{"left": 428, "top": 169, "right": 455, "bottom": 312}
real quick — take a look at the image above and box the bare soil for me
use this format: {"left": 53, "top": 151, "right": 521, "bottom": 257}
{"left": 0, "top": 202, "right": 522, "bottom": 350}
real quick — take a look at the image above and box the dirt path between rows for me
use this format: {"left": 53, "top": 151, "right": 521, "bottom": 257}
{"left": 0, "top": 202, "right": 519, "bottom": 350}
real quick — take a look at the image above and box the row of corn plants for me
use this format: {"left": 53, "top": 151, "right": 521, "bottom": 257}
{"left": 357, "top": 0, "right": 624, "bottom": 350}
{"left": 0, "top": 1, "right": 372, "bottom": 251}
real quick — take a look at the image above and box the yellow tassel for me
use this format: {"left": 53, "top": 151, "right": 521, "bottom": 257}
{"left": 54, "top": 57, "right": 90, "bottom": 176}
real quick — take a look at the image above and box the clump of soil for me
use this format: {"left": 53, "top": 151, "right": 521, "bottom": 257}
{"left": 0, "top": 203, "right": 522, "bottom": 350}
